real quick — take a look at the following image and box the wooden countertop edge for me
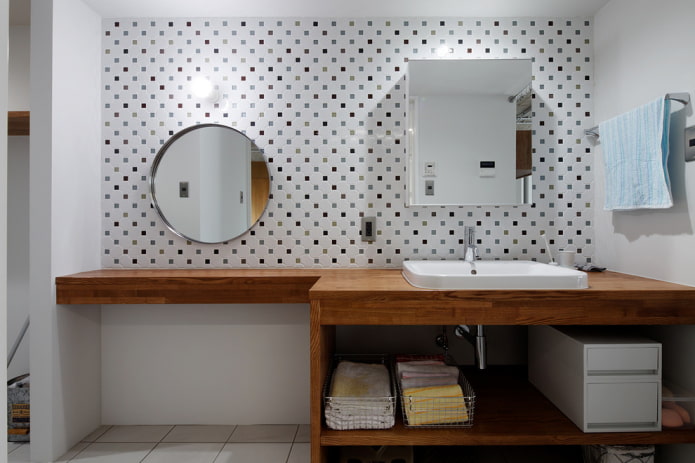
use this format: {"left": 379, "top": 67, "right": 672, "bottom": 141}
{"left": 55, "top": 268, "right": 695, "bottom": 306}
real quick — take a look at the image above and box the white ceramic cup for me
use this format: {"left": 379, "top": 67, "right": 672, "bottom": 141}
{"left": 558, "top": 250, "right": 576, "bottom": 268}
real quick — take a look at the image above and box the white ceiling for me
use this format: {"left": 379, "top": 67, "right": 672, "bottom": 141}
{"left": 12, "top": 0, "right": 611, "bottom": 24}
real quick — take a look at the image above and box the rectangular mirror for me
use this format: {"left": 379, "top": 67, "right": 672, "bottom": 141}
{"left": 406, "top": 59, "right": 533, "bottom": 206}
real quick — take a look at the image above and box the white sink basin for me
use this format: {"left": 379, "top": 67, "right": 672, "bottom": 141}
{"left": 402, "top": 260, "right": 589, "bottom": 290}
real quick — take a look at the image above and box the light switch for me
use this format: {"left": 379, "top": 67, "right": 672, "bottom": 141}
{"left": 479, "top": 160, "right": 496, "bottom": 177}
{"left": 423, "top": 161, "right": 436, "bottom": 177}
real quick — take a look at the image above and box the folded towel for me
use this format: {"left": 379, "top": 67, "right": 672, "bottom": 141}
{"left": 330, "top": 361, "right": 391, "bottom": 398}
{"left": 401, "top": 376, "right": 461, "bottom": 389}
{"left": 599, "top": 96, "right": 673, "bottom": 210}
{"left": 324, "top": 397, "right": 395, "bottom": 430}
{"left": 397, "top": 363, "right": 460, "bottom": 380}
{"left": 325, "top": 360, "right": 395, "bottom": 430}
{"left": 402, "top": 384, "right": 469, "bottom": 426}
{"left": 395, "top": 354, "right": 446, "bottom": 363}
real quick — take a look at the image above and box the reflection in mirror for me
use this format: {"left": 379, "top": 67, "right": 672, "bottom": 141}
{"left": 150, "top": 124, "right": 270, "bottom": 243}
{"left": 406, "top": 59, "right": 533, "bottom": 206}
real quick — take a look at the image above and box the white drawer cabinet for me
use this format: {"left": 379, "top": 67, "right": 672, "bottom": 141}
{"left": 529, "top": 326, "right": 661, "bottom": 432}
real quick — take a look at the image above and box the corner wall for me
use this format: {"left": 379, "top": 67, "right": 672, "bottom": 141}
{"left": 594, "top": 0, "right": 695, "bottom": 284}
{"left": 30, "top": 0, "right": 103, "bottom": 461}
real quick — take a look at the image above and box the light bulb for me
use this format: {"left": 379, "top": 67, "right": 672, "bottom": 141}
{"left": 436, "top": 45, "right": 453, "bottom": 57}
{"left": 190, "top": 77, "right": 219, "bottom": 102}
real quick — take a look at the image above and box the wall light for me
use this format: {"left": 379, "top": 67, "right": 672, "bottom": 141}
{"left": 190, "top": 76, "right": 219, "bottom": 102}
{"left": 436, "top": 45, "right": 454, "bottom": 57}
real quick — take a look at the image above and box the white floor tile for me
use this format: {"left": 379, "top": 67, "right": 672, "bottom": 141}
{"left": 62, "top": 442, "right": 156, "bottom": 463}
{"left": 214, "top": 443, "right": 292, "bottom": 463}
{"left": 287, "top": 443, "right": 310, "bottom": 463}
{"left": 7, "top": 443, "right": 30, "bottom": 462}
{"left": 163, "top": 425, "right": 236, "bottom": 443}
{"left": 56, "top": 442, "right": 90, "bottom": 462}
{"left": 82, "top": 425, "right": 113, "bottom": 442}
{"left": 96, "top": 425, "right": 174, "bottom": 443}
{"left": 294, "top": 424, "right": 310, "bottom": 443}
{"left": 141, "top": 443, "right": 224, "bottom": 463}
{"left": 228, "top": 424, "right": 298, "bottom": 443}
{"left": 8, "top": 442, "right": 23, "bottom": 454}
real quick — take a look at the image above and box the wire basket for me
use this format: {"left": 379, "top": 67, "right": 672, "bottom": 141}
{"left": 323, "top": 354, "right": 397, "bottom": 430}
{"left": 398, "top": 369, "right": 475, "bottom": 428}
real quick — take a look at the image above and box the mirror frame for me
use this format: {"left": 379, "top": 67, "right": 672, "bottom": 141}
{"left": 149, "top": 123, "right": 270, "bottom": 244}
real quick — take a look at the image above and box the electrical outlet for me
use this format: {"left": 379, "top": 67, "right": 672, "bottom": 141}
{"left": 425, "top": 180, "right": 435, "bottom": 196}
{"left": 361, "top": 216, "right": 376, "bottom": 242}
{"left": 686, "top": 126, "right": 695, "bottom": 162}
{"left": 179, "top": 181, "right": 189, "bottom": 198}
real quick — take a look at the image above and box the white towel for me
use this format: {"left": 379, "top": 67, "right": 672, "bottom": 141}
{"left": 325, "top": 360, "right": 394, "bottom": 430}
{"left": 599, "top": 97, "right": 673, "bottom": 210}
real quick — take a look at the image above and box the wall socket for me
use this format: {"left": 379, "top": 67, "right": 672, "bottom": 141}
{"left": 361, "top": 216, "right": 376, "bottom": 242}
{"left": 179, "top": 181, "right": 189, "bottom": 198}
{"left": 686, "top": 126, "right": 695, "bottom": 162}
{"left": 425, "top": 180, "right": 435, "bottom": 196}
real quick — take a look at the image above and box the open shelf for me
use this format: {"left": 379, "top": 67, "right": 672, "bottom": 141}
{"left": 320, "top": 366, "right": 695, "bottom": 447}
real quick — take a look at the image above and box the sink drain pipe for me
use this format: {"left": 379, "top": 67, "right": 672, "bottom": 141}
{"left": 454, "top": 324, "right": 487, "bottom": 370}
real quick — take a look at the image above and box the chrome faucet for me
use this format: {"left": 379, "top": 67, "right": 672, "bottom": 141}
{"left": 464, "top": 226, "right": 478, "bottom": 262}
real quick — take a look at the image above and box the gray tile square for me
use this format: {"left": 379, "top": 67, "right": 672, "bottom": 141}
{"left": 96, "top": 425, "right": 174, "bottom": 443}
{"left": 287, "top": 443, "right": 310, "bottom": 463}
{"left": 163, "top": 425, "right": 236, "bottom": 443}
{"left": 142, "top": 443, "right": 224, "bottom": 463}
{"left": 228, "top": 424, "right": 298, "bottom": 443}
{"left": 82, "top": 425, "right": 113, "bottom": 442}
{"left": 294, "top": 424, "right": 310, "bottom": 443}
{"left": 214, "top": 443, "right": 292, "bottom": 463}
{"left": 69, "top": 442, "right": 156, "bottom": 463}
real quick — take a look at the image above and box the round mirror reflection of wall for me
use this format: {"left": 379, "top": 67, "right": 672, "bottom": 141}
{"left": 149, "top": 124, "right": 270, "bottom": 244}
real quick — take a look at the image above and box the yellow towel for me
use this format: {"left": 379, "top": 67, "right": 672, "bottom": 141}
{"left": 330, "top": 361, "right": 391, "bottom": 398}
{"left": 402, "top": 384, "right": 468, "bottom": 426}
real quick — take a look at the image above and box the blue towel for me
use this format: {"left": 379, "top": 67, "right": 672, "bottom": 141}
{"left": 599, "top": 97, "right": 672, "bottom": 210}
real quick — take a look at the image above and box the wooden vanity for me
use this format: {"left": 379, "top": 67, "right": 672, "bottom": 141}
{"left": 56, "top": 268, "right": 695, "bottom": 462}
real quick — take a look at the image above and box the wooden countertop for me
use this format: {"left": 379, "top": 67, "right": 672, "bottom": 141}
{"left": 56, "top": 268, "right": 326, "bottom": 304}
{"left": 56, "top": 268, "right": 695, "bottom": 324}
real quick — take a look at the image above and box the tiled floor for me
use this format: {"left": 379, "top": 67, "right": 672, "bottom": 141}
{"left": 8, "top": 424, "right": 310, "bottom": 463}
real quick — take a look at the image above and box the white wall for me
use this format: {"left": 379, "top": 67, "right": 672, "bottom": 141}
{"left": 594, "top": 0, "right": 695, "bottom": 285}
{"left": 412, "top": 94, "right": 517, "bottom": 205}
{"left": 594, "top": 0, "right": 695, "bottom": 459}
{"left": 1, "top": 0, "right": 10, "bottom": 457}
{"left": 30, "top": 0, "right": 103, "bottom": 460}
{"left": 7, "top": 136, "right": 30, "bottom": 381}
{"left": 8, "top": 24, "right": 30, "bottom": 110}
{"left": 8, "top": 20, "right": 32, "bottom": 386}
{"left": 102, "top": 304, "right": 310, "bottom": 424}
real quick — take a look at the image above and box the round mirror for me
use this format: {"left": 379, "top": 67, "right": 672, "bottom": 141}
{"left": 149, "top": 124, "right": 270, "bottom": 244}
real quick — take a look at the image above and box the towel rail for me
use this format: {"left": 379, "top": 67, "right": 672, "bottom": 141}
{"left": 584, "top": 92, "right": 691, "bottom": 138}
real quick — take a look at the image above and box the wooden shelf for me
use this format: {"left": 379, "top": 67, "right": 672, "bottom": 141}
{"left": 320, "top": 367, "right": 695, "bottom": 447}
{"left": 8, "top": 111, "right": 30, "bottom": 136}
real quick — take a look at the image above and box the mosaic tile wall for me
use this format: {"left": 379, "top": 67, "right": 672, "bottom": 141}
{"left": 102, "top": 18, "right": 595, "bottom": 268}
